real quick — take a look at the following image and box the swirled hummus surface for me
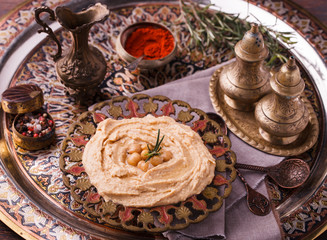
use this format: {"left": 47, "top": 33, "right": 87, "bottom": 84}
{"left": 82, "top": 115, "right": 216, "bottom": 207}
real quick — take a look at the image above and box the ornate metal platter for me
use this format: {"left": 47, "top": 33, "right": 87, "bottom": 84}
{"left": 59, "top": 94, "right": 236, "bottom": 232}
{"left": 209, "top": 67, "right": 319, "bottom": 156}
{"left": 0, "top": 0, "right": 327, "bottom": 239}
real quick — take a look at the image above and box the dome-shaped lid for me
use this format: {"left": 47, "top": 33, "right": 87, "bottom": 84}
{"left": 271, "top": 56, "right": 305, "bottom": 96}
{"left": 1, "top": 84, "right": 44, "bottom": 114}
{"left": 235, "top": 23, "right": 269, "bottom": 62}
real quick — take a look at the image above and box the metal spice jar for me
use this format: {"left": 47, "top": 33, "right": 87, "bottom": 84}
{"left": 12, "top": 110, "right": 56, "bottom": 150}
{"left": 1, "top": 84, "right": 55, "bottom": 150}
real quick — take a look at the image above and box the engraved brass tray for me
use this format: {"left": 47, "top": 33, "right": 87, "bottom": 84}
{"left": 1, "top": 0, "right": 327, "bottom": 239}
{"left": 59, "top": 94, "right": 236, "bottom": 232}
{"left": 209, "top": 67, "right": 319, "bottom": 156}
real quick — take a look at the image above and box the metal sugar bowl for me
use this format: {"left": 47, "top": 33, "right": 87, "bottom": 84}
{"left": 35, "top": 3, "right": 109, "bottom": 104}
{"left": 255, "top": 57, "right": 309, "bottom": 145}
{"left": 219, "top": 23, "right": 271, "bottom": 111}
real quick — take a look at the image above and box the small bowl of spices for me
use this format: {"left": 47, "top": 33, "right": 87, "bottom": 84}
{"left": 116, "top": 22, "right": 177, "bottom": 69}
{"left": 12, "top": 110, "right": 55, "bottom": 150}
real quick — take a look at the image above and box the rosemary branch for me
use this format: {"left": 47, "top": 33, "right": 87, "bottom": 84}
{"left": 145, "top": 129, "right": 165, "bottom": 162}
{"left": 177, "top": 0, "right": 296, "bottom": 66}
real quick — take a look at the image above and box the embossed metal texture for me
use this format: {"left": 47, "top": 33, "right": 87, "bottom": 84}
{"left": 209, "top": 67, "right": 319, "bottom": 156}
{"left": 236, "top": 169, "right": 271, "bottom": 216}
{"left": 218, "top": 24, "right": 271, "bottom": 111}
{"left": 0, "top": 0, "right": 326, "bottom": 239}
{"left": 255, "top": 57, "right": 310, "bottom": 145}
{"left": 35, "top": 3, "right": 109, "bottom": 103}
{"left": 235, "top": 158, "right": 310, "bottom": 189}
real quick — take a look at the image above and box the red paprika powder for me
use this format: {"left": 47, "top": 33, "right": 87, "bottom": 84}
{"left": 124, "top": 26, "right": 175, "bottom": 60}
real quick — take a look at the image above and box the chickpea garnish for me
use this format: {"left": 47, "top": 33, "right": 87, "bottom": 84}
{"left": 137, "top": 160, "right": 149, "bottom": 171}
{"left": 141, "top": 143, "right": 148, "bottom": 150}
{"left": 140, "top": 149, "right": 149, "bottom": 160}
{"left": 126, "top": 152, "right": 141, "bottom": 166}
{"left": 127, "top": 143, "right": 142, "bottom": 154}
{"left": 150, "top": 155, "right": 163, "bottom": 166}
{"left": 161, "top": 151, "right": 173, "bottom": 162}
{"left": 125, "top": 130, "right": 173, "bottom": 171}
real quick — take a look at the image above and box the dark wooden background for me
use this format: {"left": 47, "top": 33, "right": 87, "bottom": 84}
{"left": 0, "top": 0, "right": 326, "bottom": 239}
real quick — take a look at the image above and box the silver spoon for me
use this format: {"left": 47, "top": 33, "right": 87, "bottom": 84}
{"left": 206, "top": 112, "right": 271, "bottom": 216}
{"left": 235, "top": 158, "right": 310, "bottom": 188}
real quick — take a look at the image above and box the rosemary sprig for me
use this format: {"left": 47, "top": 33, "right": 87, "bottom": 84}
{"left": 145, "top": 129, "right": 165, "bottom": 162}
{"left": 177, "top": 0, "right": 296, "bottom": 66}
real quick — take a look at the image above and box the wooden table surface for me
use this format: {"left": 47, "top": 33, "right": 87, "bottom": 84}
{"left": 0, "top": 0, "right": 327, "bottom": 239}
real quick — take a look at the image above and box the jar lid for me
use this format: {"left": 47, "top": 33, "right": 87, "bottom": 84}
{"left": 1, "top": 84, "right": 44, "bottom": 114}
{"left": 234, "top": 23, "right": 269, "bottom": 62}
{"left": 271, "top": 56, "right": 305, "bottom": 97}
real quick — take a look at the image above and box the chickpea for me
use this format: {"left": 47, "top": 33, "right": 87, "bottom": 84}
{"left": 161, "top": 151, "right": 173, "bottom": 162}
{"left": 142, "top": 143, "right": 154, "bottom": 150}
{"left": 137, "top": 160, "right": 149, "bottom": 171}
{"left": 126, "top": 152, "right": 141, "bottom": 166}
{"left": 141, "top": 143, "right": 148, "bottom": 150}
{"left": 150, "top": 155, "right": 163, "bottom": 166}
{"left": 140, "top": 149, "right": 149, "bottom": 160}
{"left": 127, "top": 143, "right": 142, "bottom": 154}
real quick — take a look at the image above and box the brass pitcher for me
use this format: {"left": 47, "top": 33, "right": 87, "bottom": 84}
{"left": 35, "top": 3, "right": 109, "bottom": 103}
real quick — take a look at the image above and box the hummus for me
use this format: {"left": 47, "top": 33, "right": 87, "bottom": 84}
{"left": 82, "top": 115, "right": 216, "bottom": 207}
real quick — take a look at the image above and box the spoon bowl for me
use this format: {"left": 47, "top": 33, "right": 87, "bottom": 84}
{"left": 235, "top": 158, "right": 310, "bottom": 188}
{"left": 206, "top": 111, "right": 271, "bottom": 215}
{"left": 236, "top": 169, "right": 271, "bottom": 216}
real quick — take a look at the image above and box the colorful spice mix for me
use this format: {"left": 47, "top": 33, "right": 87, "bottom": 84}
{"left": 15, "top": 112, "right": 54, "bottom": 138}
{"left": 124, "top": 26, "right": 175, "bottom": 60}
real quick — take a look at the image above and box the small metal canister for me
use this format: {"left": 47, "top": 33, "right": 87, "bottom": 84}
{"left": 1, "top": 84, "right": 55, "bottom": 150}
{"left": 254, "top": 57, "right": 309, "bottom": 145}
{"left": 219, "top": 23, "right": 271, "bottom": 111}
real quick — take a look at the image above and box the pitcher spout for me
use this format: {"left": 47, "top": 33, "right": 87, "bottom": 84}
{"left": 55, "top": 3, "right": 109, "bottom": 32}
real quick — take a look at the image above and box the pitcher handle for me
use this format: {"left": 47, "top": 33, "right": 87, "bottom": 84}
{"left": 35, "top": 7, "right": 62, "bottom": 61}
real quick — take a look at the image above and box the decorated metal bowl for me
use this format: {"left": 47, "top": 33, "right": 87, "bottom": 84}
{"left": 12, "top": 110, "right": 55, "bottom": 150}
{"left": 116, "top": 22, "right": 177, "bottom": 69}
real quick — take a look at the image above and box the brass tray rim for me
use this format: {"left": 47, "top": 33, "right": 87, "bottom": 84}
{"left": 0, "top": 0, "right": 327, "bottom": 239}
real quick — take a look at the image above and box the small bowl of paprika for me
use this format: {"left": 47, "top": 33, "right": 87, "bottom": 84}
{"left": 116, "top": 22, "right": 177, "bottom": 69}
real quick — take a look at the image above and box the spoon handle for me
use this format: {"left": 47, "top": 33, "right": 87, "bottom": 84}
{"left": 126, "top": 55, "right": 145, "bottom": 71}
{"left": 236, "top": 169, "right": 271, "bottom": 216}
{"left": 235, "top": 163, "right": 267, "bottom": 173}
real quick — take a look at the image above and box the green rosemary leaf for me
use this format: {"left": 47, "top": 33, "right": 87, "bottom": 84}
{"left": 145, "top": 129, "right": 165, "bottom": 162}
{"left": 177, "top": 0, "right": 296, "bottom": 66}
